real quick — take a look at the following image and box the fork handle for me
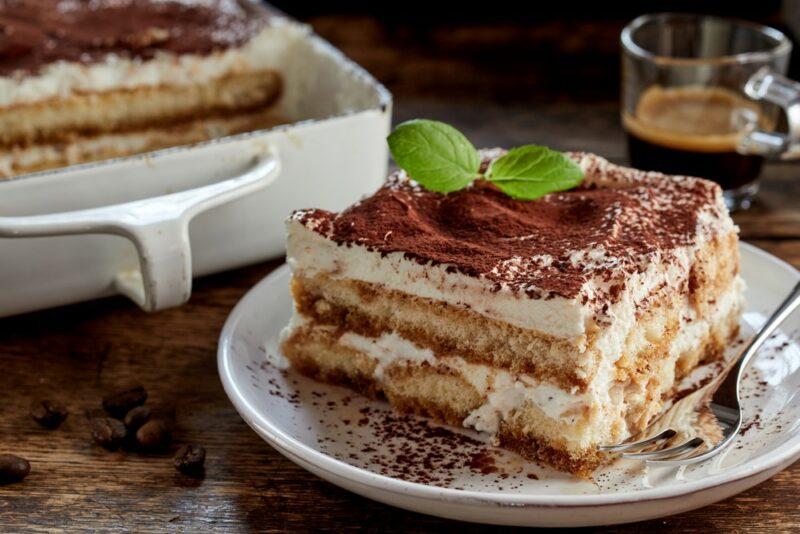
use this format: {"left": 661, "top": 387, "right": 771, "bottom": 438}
{"left": 720, "top": 281, "right": 800, "bottom": 402}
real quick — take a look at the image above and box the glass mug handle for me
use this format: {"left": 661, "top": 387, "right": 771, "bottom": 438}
{"left": 740, "top": 67, "right": 800, "bottom": 159}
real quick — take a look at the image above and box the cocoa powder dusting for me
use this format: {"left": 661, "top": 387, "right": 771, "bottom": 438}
{"left": 349, "top": 406, "right": 499, "bottom": 486}
{"left": 281, "top": 370, "right": 538, "bottom": 488}
{"left": 294, "top": 152, "right": 725, "bottom": 304}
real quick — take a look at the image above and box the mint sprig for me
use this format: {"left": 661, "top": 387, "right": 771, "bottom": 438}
{"left": 387, "top": 119, "right": 584, "bottom": 200}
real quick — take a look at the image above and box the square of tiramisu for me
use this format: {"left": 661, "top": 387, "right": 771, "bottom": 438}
{"left": 0, "top": 0, "right": 300, "bottom": 177}
{"left": 280, "top": 151, "right": 743, "bottom": 476}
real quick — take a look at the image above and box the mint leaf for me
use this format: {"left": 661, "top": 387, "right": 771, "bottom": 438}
{"left": 387, "top": 119, "right": 480, "bottom": 193}
{"left": 486, "top": 145, "right": 584, "bottom": 200}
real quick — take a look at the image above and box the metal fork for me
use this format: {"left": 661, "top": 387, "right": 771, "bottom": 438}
{"left": 599, "top": 281, "right": 800, "bottom": 466}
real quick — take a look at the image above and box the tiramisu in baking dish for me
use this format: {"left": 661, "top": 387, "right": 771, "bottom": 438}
{"left": 0, "top": 0, "right": 300, "bottom": 177}
{"left": 281, "top": 122, "right": 743, "bottom": 476}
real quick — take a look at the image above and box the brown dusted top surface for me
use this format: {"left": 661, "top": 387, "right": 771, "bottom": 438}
{"left": 294, "top": 153, "right": 726, "bottom": 300}
{"left": 0, "top": 0, "right": 270, "bottom": 76}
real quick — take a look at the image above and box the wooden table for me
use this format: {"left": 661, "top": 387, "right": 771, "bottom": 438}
{"left": 2, "top": 14, "right": 800, "bottom": 532}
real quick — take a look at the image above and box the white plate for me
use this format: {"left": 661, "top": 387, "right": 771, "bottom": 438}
{"left": 218, "top": 243, "right": 800, "bottom": 527}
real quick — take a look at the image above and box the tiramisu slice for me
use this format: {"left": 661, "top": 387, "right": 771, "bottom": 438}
{"left": 0, "top": 0, "right": 302, "bottom": 177}
{"left": 280, "top": 150, "right": 743, "bottom": 477}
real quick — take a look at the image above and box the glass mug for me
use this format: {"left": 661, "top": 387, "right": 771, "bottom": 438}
{"left": 621, "top": 13, "right": 800, "bottom": 210}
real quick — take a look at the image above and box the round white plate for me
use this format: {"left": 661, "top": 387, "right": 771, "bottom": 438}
{"left": 218, "top": 243, "right": 800, "bottom": 527}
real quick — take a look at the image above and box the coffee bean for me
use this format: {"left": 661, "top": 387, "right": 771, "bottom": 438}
{"left": 173, "top": 445, "right": 206, "bottom": 475}
{"left": 123, "top": 405, "right": 151, "bottom": 432}
{"left": 136, "top": 419, "right": 172, "bottom": 450}
{"left": 90, "top": 417, "right": 127, "bottom": 450}
{"left": 0, "top": 454, "right": 30, "bottom": 484}
{"left": 30, "top": 399, "right": 68, "bottom": 429}
{"left": 102, "top": 384, "right": 147, "bottom": 418}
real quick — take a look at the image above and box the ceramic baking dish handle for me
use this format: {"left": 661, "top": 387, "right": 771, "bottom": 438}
{"left": 0, "top": 150, "right": 281, "bottom": 312}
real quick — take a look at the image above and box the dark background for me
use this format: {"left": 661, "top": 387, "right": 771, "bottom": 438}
{"left": 261, "top": 1, "right": 800, "bottom": 166}
{"left": 269, "top": 1, "right": 793, "bottom": 106}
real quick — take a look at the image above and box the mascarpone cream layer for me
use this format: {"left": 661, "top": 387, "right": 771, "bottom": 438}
{"left": 0, "top": 18, "right": 309, "bottom": 108}
{"left": 285, "top": 275, "right": 743, "bottom": 449}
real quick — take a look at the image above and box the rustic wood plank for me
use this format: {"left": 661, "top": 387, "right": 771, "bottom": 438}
{"left": 1, "top": 248, "right": 799, "bottom": 532}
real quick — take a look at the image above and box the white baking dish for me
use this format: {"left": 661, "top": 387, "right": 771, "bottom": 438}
{"left": 0, "top": 16, "right": 391, "bottom": 318}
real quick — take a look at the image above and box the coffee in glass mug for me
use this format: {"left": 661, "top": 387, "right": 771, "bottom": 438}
{"left": 621, "top": 14, "right": 797, "bottom": 210}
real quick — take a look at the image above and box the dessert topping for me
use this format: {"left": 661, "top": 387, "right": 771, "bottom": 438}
{"left": 387, "top": 119, "right": 584, "bottom": 200}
